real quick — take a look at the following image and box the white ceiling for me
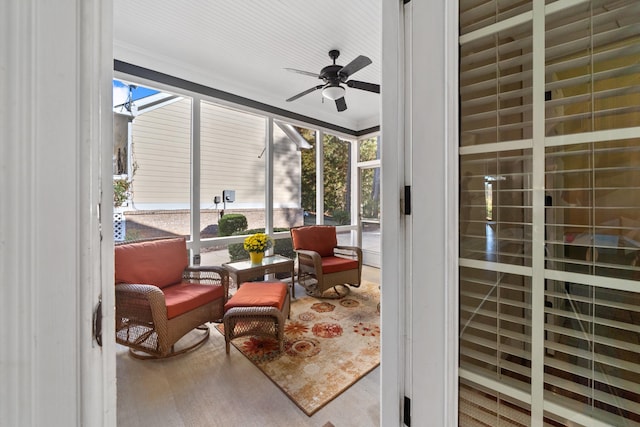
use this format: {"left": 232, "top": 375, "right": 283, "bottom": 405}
{"left": 113, "top": 1, "right": 382, "bottom": 133}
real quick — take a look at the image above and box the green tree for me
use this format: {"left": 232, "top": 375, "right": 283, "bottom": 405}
{"left": 298, "top": 127, "right": 316, "bottom": 213}
{"left": 323, "top": 134, "right": 350, "bottom": 218}
{"left": 297, "top": 128, "right": 353, "bottom": 223}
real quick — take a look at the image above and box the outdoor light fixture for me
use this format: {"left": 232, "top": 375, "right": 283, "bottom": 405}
{"left": 321, "top": 85, "right": 345, "bottom": 101}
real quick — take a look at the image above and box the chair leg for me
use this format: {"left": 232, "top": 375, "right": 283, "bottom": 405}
{"left": 127, "top": 325, "right": 211, "bottom": 360}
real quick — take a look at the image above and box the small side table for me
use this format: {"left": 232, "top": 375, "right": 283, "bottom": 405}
{"left": 223, "top": 255, "right": 296, "bottom": 298}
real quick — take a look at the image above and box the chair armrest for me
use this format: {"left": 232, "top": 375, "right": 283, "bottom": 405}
{"left": 183, "top": 265, "right": 230, "bottom": 301}
{"left": 295, "top": 249, "right": 324, "bottom": 274}
{"left": 115, "top": 283, "right": 167, "bottom": 329}
{"left": 335, "top": 245, "right": 363, "bottom": 262}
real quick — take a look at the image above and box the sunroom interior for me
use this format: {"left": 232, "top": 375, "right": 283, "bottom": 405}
{"left": 112, "top": 1, "right": 382, "bottom": 425}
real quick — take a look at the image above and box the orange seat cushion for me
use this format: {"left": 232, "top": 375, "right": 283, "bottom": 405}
{"left": 224, "top": 282, "right": 288, "bottom": 312}
{"left": 321, "top": 256, "right": 359, "bottom": 274}
{"left": 291, "top": 226, "right": 337, "bottom": 257}
{"left": 163, "top": 282, "right": 225, "bottom": 319}
{"left": 115, "top": 237, "right": 188, "bottom": 289}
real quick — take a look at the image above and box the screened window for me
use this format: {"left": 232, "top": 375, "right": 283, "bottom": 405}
{"left": 200, "top": 101, "right": 267, "bottom": 238}
{"left": 323, "top": 133, "right": 352, "bottom": 225}
{"left": 121, "top": 90, "right": 192, "bottom": 241}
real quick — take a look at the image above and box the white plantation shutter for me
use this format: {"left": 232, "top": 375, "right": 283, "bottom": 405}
{"left": 459, "top": 0, "right": 640, "bottom": 425}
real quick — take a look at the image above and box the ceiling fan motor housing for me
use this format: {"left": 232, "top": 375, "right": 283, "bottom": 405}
{"left": 320, "top": 65, "right": 345, "bottom": 86}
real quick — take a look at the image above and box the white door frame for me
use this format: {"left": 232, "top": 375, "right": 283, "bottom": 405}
{"left": 380, "top": 0, "right": 406, "bottom": 425}
{"left": 383, "top": 0, "right": 459, "bottom": 425}
{"left": 1, "top": 0, "right": 116, "bottom": 425}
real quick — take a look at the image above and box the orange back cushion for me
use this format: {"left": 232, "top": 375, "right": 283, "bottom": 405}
{"left": 291, "top": 225, "right": 337, "bottom": 257}
{"left": 115, "top": 237, "right": 188, "bottom": 288}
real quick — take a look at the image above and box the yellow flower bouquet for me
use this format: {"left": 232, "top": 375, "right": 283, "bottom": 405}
{"left": 243, "top": 232, "right": 273, "bottom": 253}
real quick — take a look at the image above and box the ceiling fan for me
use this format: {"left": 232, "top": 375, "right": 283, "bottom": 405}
{"left": 285, "top": 50, "right": 380, "bottom": 112}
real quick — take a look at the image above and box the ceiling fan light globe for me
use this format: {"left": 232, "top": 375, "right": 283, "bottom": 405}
{"left": 322, "top": 85, "right": 345, "bottom": 101}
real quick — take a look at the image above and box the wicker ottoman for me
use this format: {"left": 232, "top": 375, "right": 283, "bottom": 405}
{"left": 223, "top": 281, "right": 290, "bottom": 354}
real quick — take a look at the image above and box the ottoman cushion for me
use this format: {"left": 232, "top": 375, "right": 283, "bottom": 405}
{"left": 224, "top": 282, "right": 287, "bottom": 312}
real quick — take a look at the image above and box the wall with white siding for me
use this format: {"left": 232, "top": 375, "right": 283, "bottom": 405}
{"left": 127, "top": 97, "right": 302, "bottom": 214}
{"left": 130, "top": 97, "right": 192, "bottom": 207}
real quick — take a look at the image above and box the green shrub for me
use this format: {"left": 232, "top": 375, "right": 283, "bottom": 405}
{"left": 228, "top": 228, "right": 295, "bottom": 261}
{"left": 218, "top": 214, "right": 247, "bottom": 236}
{"left": 331, "top": 209, "right": 351, "bottom": 225}
{"left": 113, "top": 179, "right": 131, "bottom": 208}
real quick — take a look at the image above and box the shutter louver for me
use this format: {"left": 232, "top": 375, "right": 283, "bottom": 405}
{"left": 545, "top": 1, "right": 640, "bottom": 136}
{"left": 545, "top": 139, "right": 640, "bottom": 282}
{"left": 543, "top": 284, "right": 640, "bottom": 424}
{"left": 461, "top": 20, "right": 534, "bottom": 146}
{"left": 460, "top": 267, "right": 532, "bottom": 392}
{"left": 460, "top": 150, "right": 532, "bottom": 267}
{"left": 460, "top": 1, "right": 533, "bottom": 36}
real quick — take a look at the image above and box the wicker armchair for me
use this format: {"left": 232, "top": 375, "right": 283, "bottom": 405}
{"left": 115, "top": 237, "right": 228, "bottom": 359}
{"left": 290, "top": 225, "right": 362, "bottom": 297}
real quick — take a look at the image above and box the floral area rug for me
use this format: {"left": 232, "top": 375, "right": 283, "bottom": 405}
{"left": 215, "top": 281, "right": 380, "bottom": 416}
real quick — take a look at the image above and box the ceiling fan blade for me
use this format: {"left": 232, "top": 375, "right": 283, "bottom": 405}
{"left": 286, "top": 85, "right": 323, "bottom": 102}
{"left": 335, "top": 97, "right": 347, "bottom": 112}
{"left": 338, "top": 55, "right": 372, "bottom": 79}
{"left": 284, "top": 68, "right": 321, "bottom": 79}
{"left": 346, "top": 80, "right": 380, "bottom": 93}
